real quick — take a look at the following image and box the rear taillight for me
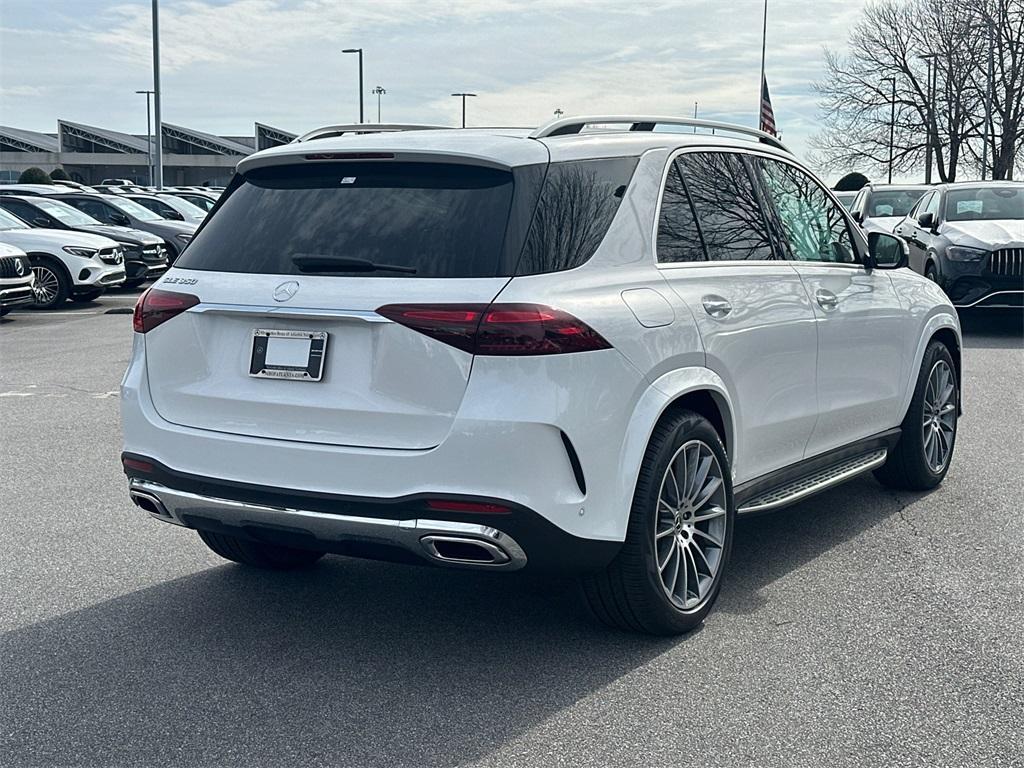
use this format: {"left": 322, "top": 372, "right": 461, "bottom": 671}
{"left": 376, "top": 303, "right": 611, "bottom": 356}
{"left": 133, "top": 288, "right": 199, "bottom": 333}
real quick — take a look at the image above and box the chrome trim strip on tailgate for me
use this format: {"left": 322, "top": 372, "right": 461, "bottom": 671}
{"left": 189, "top": 303, "right": 392, "bottom": 322}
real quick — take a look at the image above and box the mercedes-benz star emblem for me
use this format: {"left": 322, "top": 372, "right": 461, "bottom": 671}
{"left": 14, "top": 259, "right": 26, "bottom": 276}
{"left": 273, "top": 280, "right": 300, "bottom": 302}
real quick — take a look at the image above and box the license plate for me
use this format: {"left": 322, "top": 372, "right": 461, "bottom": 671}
{"left": 249, "top": 329, "right": 328, "bottom": 381}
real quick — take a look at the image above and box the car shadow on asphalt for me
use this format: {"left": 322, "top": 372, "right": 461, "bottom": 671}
{"left": 958, "top": 309, "right": 1023, "bottom": 349}
{"left": 0, "top": 475, "right": 926, "bottom": 767}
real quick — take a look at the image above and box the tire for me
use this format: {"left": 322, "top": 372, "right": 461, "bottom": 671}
{"left": 925, "top": 262, "right": 939, "bottom": 284}
{"left": 197, "top": 530, "right": 325, "bottom": 570}
{"left": 29, "top": 258, "right": 70, "bottom": 309}
{"left": 0, "top": 307, "right": 9, "bottom": 317}
{"left": 582, "top": 410, "right": 734, "bottom": 635}
{"left": 123, "top": 278, "right": 146, "bottom": 289}
{"left": 874, "top": 340, "right": 958, "bottom": 491}
{"left": 71, "top": 288, "right": 104, "bottom": 303}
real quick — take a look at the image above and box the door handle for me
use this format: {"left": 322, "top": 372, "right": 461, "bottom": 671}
{"left": 701, "top": 295, "right": 732, "bottom": 318}
{"left": 815, "top": 289, "right": 839, "bottom": 311}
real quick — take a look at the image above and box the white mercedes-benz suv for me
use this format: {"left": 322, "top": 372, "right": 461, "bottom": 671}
{"left": 121, "top": 117, "right": 961, "bottom": 635}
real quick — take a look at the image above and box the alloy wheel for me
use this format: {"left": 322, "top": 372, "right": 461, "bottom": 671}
{"left": 31, "top": 266, "right": 59, "bottom": 305}
{"left": 922, "top": 359, "right": 956, "bottom": 473}
{"left": 655, "top": 439, "right": 728, "bottom": 612}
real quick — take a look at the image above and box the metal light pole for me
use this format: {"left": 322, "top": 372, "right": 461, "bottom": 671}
{"left": 372, "top": 85, "right": 385, "bottom": 122}
{"left": 343, "top": 48, "right": 364, "bottom": 123}
{"left": 152, "top": 0, "right": 163, "bottom": 189}
{"left": 918, "top": 54, "right": 937, "bottom": 184}
{"left": 881, "top": 76, "right": 896, "bottom": 184}
{"left": 554, "top": 108, "right": 564, "bottom": 118}
{"left": 983, "top": 13, "right": 995, "bottom": 180}
{"left": 135, "top": 89, "right": 154, "bottom": 185}
{"left": 451, "top": 93, "right": 477, "bottom": 128}
{"left": 693, "top": 101, "right": 698, "bottom": 133}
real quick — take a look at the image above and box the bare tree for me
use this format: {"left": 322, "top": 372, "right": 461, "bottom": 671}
{"left": 959, "top": 0, "right": 1024, "bottom": 179}
{"left": 814, "top": 0, "right": 990, "bottom": 182}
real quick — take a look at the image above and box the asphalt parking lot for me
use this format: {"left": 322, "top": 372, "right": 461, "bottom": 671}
{"left": 1, "top": 301, "right": 1022, "bottom": 768}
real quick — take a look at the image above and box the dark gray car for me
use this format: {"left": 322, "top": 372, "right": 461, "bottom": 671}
{"left": 46, "top": 192, "right": 197, "bottom": 263}
{"left": 893, "top": 181, "right": 1023, "bottom": 308}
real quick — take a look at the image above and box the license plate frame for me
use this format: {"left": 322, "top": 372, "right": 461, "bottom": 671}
{"left": 249, "top": 328, "right": 328, "bottom": 382}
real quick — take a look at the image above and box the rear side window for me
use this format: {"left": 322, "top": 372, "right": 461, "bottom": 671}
{"left": 67, "top": 198, "right": 116, "bottom": 224}
{"left": 657, "top": 161, "right": 706, "bottom": 262}
{"left": 515, "top": 157, "right": 637, "bottom": 275}
{"left": 177, "top": 162, "right": 517, "bottom": 278}
{"left": 675, "top": 152, "right": 777, "bottom": 261}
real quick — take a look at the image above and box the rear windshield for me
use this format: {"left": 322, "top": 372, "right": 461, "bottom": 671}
{"left": 176, "top": 162, "right": 516, "bottom": 277}
{"left": 177, "top": 157, "right": 638, "bottom": 278}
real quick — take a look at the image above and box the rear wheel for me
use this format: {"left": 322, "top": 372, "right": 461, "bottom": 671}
{"left": 875, "top": 340, "right": 958, "bottom": 490}
{"left": 197, "top": 530, "right": 325, "bottom": 569}
{"left": 582, "top": 410, "right": 734, "bottom": 635}
{"left": 29, "top": 258, "right": 70, "bottom": 309}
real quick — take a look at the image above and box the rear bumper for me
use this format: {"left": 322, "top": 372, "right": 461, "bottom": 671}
{"left": 124, "top": 469, "right": 619, "bottom": 573}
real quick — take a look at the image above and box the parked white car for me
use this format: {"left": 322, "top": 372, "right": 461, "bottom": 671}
{"left": 0, "top": 206, "right": 125, "bottom": 307}
{"left": 0, "top": 241, "right": 35, "bottom": 316}
{"left": 121, "top": 116, "right": 961, "bottom": 635}
{"left": 850, "top": 183, "right": 930, "bottom": 234}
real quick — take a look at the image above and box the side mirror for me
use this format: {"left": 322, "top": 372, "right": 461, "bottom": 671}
{"left": 866, "top": 232, "right": 908, "bottom": 270}
{"left": 917, "top": 212, "right": 935, "bottom": 230}
{"left": 33, "top": 216, "right": 51, "bottom": 227}
{"left": 852, "top": 210, "right": 863, "bottom": 223}
{"left": 113, "top": 213, "right": 131, "bottom": 226}
{"left": 167, "top": 210, "right": 185, "bottom": 221}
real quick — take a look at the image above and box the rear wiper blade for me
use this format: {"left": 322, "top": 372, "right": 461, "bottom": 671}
{"left": 292, "top": 255, "right": 417, "bottom": 274}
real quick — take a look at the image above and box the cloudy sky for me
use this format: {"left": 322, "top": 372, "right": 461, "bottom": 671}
{"left": 0, "top": 0, "right": 869, "bottom": 172}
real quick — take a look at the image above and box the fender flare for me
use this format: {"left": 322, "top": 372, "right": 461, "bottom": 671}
{"left": 617, "top": 367, "right": 737, "bottom": 513}
{"left": 899, "top": 309, "right": 961, "bottom": 419}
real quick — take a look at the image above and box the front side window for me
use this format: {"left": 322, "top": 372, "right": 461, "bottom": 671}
{"left": 0, "top": 207, "right": 30, "bottom": 230}
{"left": 922, "top": 192, "right": 941, "bottom": 219}
{"left": 68, "top": 198, "right": 118, "bottom": 224}
{"left": 675, "top": 152, "right": 776, "bottom": 261}
{"left": 34, "top": 199, "right": 100, "bottom": 227}
{"left": 656, "top": 160, "right": 705, "bottom": 262}
{"left": 945, "top": 186, "right": 1023, "bottom": 222}
{"left": 758, "top": 158, "right": 856, "bottom": 264}
{"left": 107, "top": 197, "right": 163, "bottom": 221}
{"left": 0, "top": 200, "right": 43, "bottom": 224}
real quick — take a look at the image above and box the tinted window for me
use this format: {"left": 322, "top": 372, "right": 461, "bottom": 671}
{"left": 177, "top": 162, "right": 517, "bottom": 278}
{"left": 758, "top": 158, "right": 856, "bottom": 263}
{"left": 676, "top": 152, "right": 776, "bottom": 261}
{"left": 0, "top": 200, "right": 43, "bottom": 224}
{"left": 945, "top": 186, "right": 1023, "bottom": 221}
{"left": 516, "top": 157, "right": 637, "bottom": 275}
{"left": 922, "top": 192, "right": 940, "bottom": 218}
{"left": 67, "top": 197, "right": 118, "bottom": 224}
{"left": 656, "top": 160, "right": 705, "bottom": 262}
{"left": 908, "top": 191, "right": 931, "bottom": 218}
{"left": 106, "top": 196, "right": 163, "bottom": 221}
{"left": 0, "top": 208, "right": 29, "bottom": 229}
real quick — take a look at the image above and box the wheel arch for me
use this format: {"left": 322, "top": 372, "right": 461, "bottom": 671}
{"left": 930, "top": 326, "right": 962, "bottom": 407}
{"left": 619, "top": 368, "right": 737, "bottom": 519}
{"left": 899, "top": 311, "right": 962, "bottom": 421}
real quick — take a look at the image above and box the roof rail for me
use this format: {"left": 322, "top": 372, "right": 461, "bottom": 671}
{"left": 293, "top": 123, "right": 448, "bottom": 143}
{"left": 529, "top": 115, "right": 788, "bottom": 152}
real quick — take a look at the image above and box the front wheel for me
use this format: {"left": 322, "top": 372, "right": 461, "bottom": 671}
{"left": 30, "top": 259, "right": 70, "bottom": 309}
{"left": 582, "top": 410, "right": 734, "bottom": 635}
{"left": 197, "top": 530, "right": 325, "bottom": 570}
{"left": 875, "top": 340, "right": 958, "bottom": 490}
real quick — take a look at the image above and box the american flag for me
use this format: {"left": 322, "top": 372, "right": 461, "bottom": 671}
{"left": 760, "top": 77, "right": 777, "bottom": 136}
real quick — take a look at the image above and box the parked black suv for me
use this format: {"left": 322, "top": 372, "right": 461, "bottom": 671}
{"left": 0, "top": 195, "right": 169, "bottom": 288}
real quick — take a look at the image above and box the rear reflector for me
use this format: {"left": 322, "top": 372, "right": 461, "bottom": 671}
{"left": 133, "top": 288, "right": 199, "bottom": 333}
{"left": 376, "top": 303, "right": 611, "bottom": 356}
{"left": 122, "top": 457, "right": 154, "bottom": 474}
{"left": 425, "top": 499, "right": 512, "bottom": 514}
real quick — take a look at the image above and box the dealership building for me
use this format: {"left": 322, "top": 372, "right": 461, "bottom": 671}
{"left": 0, "top": 121, "right": 297, "bottom": 186}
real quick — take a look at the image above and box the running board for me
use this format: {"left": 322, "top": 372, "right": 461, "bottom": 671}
{"left": 737, "top": 450, "right": 888, "bottom": 515}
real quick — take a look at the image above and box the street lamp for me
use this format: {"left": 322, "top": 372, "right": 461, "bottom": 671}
{"left": 372, "top": 85, "right": 386, "bottom": 122}
{"left": 135, "top": 89, "right": 154, "bottom": 185}
{"left": 342, "top": 48, "right": 364, "bottom": 123}
{"left": 451, "top": 92, "right": 477, "bottom": 128}
{"left": 918, "top": 54, "right": 938, "bottom": 184}
{"left": 881, "top": 76, "right": 896, "bottom": 184}
{"left": 554, "top": 108, "right": 564, "bottom": 118}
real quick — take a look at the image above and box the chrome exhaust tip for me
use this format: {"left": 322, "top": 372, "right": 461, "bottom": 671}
{"left": 130, "top": 489, "right": 171, "bottom": 519}
{"left": 420, "top": 535, "right": 512, "bottom": 567}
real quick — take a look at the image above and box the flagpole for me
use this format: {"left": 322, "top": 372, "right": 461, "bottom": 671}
{"left": 759, "top": 0, "right": 768, "bottom": 113}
